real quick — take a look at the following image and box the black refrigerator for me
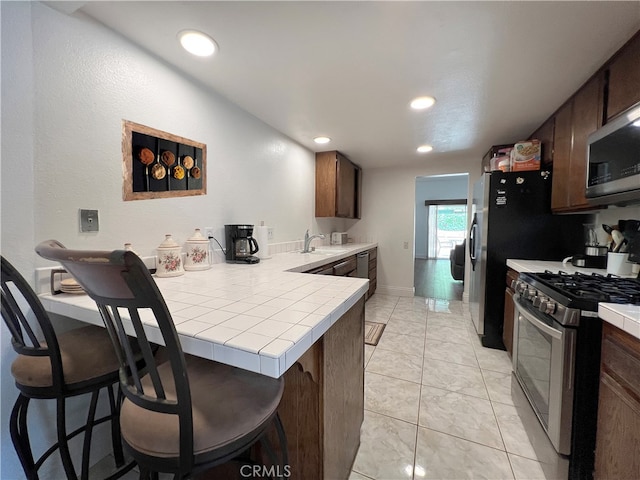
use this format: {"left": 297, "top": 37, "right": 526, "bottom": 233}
{"left": 468, "top": 170, "right": 593, "bottom": 349}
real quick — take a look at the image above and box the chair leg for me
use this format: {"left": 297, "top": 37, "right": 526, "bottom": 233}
{"left": 56, "top": 397, "right": 79, "bottom": 480}
{"left": 9, "top": 394, "right": 38, "bottom": 480}
{"left": 259, "top": 414, "right": 289, "bottom": 479}
{"left": 80, "top": 390, "right": 100, "bottom": 480}
{"left": 273, "top": 414, "right": 288, "bottom": 468}
{"left": 108, "top": 384, "right": 125, "bottom": 467}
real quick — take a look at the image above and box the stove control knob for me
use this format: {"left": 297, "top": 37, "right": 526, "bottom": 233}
{"left": 515, "top": 282, "right": 527, "bottom": 294}
{"left": 532, "top": 295, "right": 546, "bottom": 308}
{"left": 539, "top": 300, "right": 557, "bottom": 315}
{"left": 526, "top": 288, "right": 537, "bottom": 300}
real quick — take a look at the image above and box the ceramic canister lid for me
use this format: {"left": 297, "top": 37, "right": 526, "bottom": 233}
{"left": 158, "top": 234, "right": 180, "bottom": 249}
{"left": 187, "top": 228, "right": 209, "bottom": 243}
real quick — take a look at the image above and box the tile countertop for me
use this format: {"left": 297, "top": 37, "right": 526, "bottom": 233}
{"left": 506, "top": 258, "right": 640, "bottom": 341}
{"left": 38, "top": 243, "right": 376, "bottom": 378}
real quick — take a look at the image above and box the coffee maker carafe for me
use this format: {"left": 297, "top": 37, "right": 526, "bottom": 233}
{"left": 225, "top": 224, "right": 260, "bottom": 264}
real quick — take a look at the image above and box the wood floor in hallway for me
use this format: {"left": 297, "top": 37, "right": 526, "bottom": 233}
{"left": 414, "top": 258, "right": 463, "bottom": 301}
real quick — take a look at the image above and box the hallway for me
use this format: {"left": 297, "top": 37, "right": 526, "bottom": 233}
{"left": 414, "top": 258, "right": 464, "bottom": 301}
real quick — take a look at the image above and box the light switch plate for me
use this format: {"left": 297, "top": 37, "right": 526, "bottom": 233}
{"left": 80, "top": 209, "right": 99, "bottom": 232}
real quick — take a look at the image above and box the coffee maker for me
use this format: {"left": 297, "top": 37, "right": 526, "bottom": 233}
{"left": 570, "top": 223, "right": 607, "bottom": 269}
{"left": 225, "top": 224, "right": 260, "bottom": 264}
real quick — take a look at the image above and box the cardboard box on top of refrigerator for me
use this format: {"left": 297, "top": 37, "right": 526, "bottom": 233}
{"left": 510, "top": 140, "right": 541, "bottom": 171}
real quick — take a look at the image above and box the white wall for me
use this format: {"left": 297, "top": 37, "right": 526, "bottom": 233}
{"left": 348, "top": 159, "right": 478, "bottom": 297}
{"left": 1, "top": 3, "right": 340, "bottom": 478}
{"left": 414, "top": 175, "right": 469, "bottom": 259}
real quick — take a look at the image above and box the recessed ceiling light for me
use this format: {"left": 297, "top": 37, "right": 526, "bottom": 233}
{"left": 410, "top": 96, "right": 436, "bottom": 110}
{"left": 417, "top": 145, "right": 433, "bottom": 153}
{"left": 178, "top": 30, "right": 217, "bottom": 57}
{"left": 314, "top": 136, "right": 331, "bottom": 144}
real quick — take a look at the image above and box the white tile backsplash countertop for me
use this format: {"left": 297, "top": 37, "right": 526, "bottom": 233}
{"left": 38, "top": 243, "right": 375, "bottom": 378}
{"left": 507, "top": 258, "right": 640, "bottom": 341}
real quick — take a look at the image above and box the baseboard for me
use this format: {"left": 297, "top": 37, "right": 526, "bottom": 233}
{"left": 377, "top": 285, "right": 415, "bottom": 297}
{"left": 414, "top": 254, "right": 427, "bottom": 260}
{"left": 462, "top": 291, "right": 470, "bottom": 303}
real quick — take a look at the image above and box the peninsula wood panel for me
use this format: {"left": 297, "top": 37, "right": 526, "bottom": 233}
{"left": 267, "top": 297, "right": 365, "bottom": 479}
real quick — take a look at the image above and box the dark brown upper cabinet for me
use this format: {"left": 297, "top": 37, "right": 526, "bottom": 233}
{"left": 550, "top": 74, "right": 603, "bottom": 212}
{"left": 530, "top": 29, "right": 640, "bottom": 213}
{"left": 316, "top": 151, "right": 361, "bottom": 219}
{"left": 606, "top": 31, "right": 640, "bottom": 121}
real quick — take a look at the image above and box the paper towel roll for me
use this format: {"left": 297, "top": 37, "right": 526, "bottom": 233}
{"left": 254, "top": 225, "right": 271, "bottom": 259}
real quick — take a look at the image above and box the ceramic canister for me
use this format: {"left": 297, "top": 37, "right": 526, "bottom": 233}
{"left": 156, "top": 234, "right": 185, "bottom": 277}
{"left": 184, "top": 228, "right": 211, "bottom": 271}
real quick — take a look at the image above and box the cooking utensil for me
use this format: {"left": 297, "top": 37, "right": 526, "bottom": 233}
{"left": 602, "top": 224, "right": 614, "bottom": 235}
{"left": 612, "top": 230, "right": 625, "bottom": 252}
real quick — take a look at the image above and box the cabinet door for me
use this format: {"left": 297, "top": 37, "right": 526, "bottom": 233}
{"left": 569, "top": 74, "right": 602, "bottom": 208}
{"left": 336, "top": 154, "right": 356, "bottom": 218}
{"left": 551, "top": 102, "right": 573, "bottom": 210}
{"left": 316, "top": 151, "right": 338, "bottom": 217}
{"left": 607, "top": 32, "right": 640, "bottom": 121}
{"left": 594, "top": 323, "right": 640, "bottom": 479}
{"left": 595, "top": 373, "right": 640, "bottom": 480}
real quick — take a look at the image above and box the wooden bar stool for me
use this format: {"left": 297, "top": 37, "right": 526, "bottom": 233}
{"left": 36, "top": 240, "right": 288, "bottom": 479}
{"left": 1, "top": 256, "right": 135, "bottom": 480}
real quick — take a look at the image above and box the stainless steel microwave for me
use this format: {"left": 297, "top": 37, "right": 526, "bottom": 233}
{"left": 586, "top": 101, "right": 640, "bottom": 205}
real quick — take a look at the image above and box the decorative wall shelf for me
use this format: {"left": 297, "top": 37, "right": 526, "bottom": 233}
{"left": 122, "top": 120, "right": 206, "bottom": 201}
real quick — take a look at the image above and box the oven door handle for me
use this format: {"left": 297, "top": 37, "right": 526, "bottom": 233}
{"left": 514, "top": 297, "right": 563, "bottom": 340}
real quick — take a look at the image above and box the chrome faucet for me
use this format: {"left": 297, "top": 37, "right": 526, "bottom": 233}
{"left": 302, "top": 229, "right": 325, "bottom": 253}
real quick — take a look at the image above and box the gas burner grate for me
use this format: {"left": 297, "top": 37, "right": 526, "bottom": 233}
{"left": 524, "top": 271, "right": 640, "bottom": 308}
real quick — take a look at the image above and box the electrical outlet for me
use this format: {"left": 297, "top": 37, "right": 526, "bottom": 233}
{"left": 267, "top": 228, "right": 274, "bottom": 240}
{"left": 403, "top": 241, "right": 409, "bottom": 249}
{"left": 204, "top": 227, "right": 214, "bottom": 239}
{"left": 80, "top": 209, "right": 99, "bottom": 232}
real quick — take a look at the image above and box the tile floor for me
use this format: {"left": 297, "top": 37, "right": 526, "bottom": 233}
{"left": 350, "top": 294, "right": 568, "bottom": 480}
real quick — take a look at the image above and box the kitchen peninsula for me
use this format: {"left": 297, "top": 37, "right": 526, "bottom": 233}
{"left": 38, "top": 243, "right": 376, "bottom": 479}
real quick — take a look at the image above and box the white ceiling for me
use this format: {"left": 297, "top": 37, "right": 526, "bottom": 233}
{"left": 72, "top": 1, "right": 640, "bottom": 169}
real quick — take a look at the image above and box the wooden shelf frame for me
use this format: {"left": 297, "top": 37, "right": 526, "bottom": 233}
{"left": 122, "top": 120, "right": 207, "bottom": 201}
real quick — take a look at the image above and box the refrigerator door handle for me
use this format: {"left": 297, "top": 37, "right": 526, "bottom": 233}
{"left": 469, "top": 214, "right": 477, "bottom": 269}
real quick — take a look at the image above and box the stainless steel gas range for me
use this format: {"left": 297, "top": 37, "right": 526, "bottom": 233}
{"left": 512, "top": 271, "right": 640, "bottom": 479}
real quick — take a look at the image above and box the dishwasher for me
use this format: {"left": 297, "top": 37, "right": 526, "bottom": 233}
{"left": 356, "top": 251, "right": 369, "bottom": 278}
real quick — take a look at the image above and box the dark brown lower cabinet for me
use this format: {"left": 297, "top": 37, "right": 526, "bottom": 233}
{"left": 594, "top": 322, "right": 640, "bottom": 479}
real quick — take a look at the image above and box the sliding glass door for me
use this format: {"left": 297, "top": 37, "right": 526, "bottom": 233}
{"left": 427, "top": 204, "right": 467, "bottom": 259}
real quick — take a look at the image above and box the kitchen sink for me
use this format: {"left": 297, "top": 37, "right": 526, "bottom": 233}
{"left": 301, "top": 248, "right": 348, "bottom": 255}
